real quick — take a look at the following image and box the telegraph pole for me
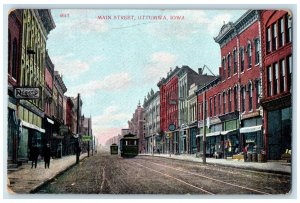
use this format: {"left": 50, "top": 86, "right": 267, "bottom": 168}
{"left": 76, "top": 93, "right": 80, "bottom": 164}
{"left": 202, "top": 91, "right": 206, "bottom": 164}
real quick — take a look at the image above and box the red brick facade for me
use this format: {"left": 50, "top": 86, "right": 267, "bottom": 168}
{"left": 8, "top": 10, "right": 22, "bottom": 87}
{"left": 158, "top": 67, "right": 180, "bottom": 132}
{"left": 260, "top": 10, "right": 292, "bottom": 160}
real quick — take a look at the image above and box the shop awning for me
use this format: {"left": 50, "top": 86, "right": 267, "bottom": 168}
{"left": 240, "top": 125, "right": 262, "bottom": 133}
{"left": 20, "top": 120, "right": 45, "bottom": 133}
{"left": 206, "top": 131, "right": 221, "bottom": 137}
{"left": 221, "top": 129, "right": 237, "bottom": 135}
{"left": 47, "top": 118, "right": 54, "bottom": 124}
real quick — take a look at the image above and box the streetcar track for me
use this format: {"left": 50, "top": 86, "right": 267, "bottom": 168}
{"left": 140, "top": 156, "right": 291, "bottom": 178}
{"left": 129, "top": 160, "right": 215, "bottom": 195}
{"left": 138, "top": 159, "right": 271, "bottom": 195}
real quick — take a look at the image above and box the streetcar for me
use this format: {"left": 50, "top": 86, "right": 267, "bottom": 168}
{"left": 110, "top": 143, "right": 118, "bottom": 155}
{"left": 120, "top": 133, "right": 139, "bottom": 157}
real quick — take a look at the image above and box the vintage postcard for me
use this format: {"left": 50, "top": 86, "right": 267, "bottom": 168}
{"left": 5, "top": 7, "right": 293, "bottom": 197}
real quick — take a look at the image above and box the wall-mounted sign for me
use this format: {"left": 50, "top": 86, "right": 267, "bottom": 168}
{"left": 82, "top": 135, "right": 92, "bottom": 141}
{"left": 14, "top": 87, "right": 40, "bottom": 99}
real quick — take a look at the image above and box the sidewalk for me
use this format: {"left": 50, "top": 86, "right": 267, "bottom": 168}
{"left": 6, "top": 153, "right": 88, "bottom": 194}
{"left": 140, "top": 153, "right": 292, "bottom": 174}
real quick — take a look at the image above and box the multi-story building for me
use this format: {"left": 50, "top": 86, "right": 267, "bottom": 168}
{"left": 260, "top": 10, "right": 292, "bottom": 160}
{"left": 197, "top": 10, "right": 262, "bottom": 159}
{"left": 8, "top": 9, "right": 23, "bottom": 166}
{"left": 158, "top": 66, "right": 216, "bottom": 155}
{"left": 63, "top": 96, "right": 77, "bottom": 155}
{"left": 52, "top": 71, "right": 67, "bottom": 158}
{"left": 43, "top": 51, "right": 54, "bottom": 147}
{"left": 178, "top": 66, "right": 216, "bottom": 154}
{"left": 186, "top": 83, "right": 201, "bottom": 154}
{"left": 143, "top": 89, "right": 160, "bottom": 154}
{"left": 80, "top": 115, "right": 92, "bottom": 155}
{"left": 128, "top": 102, "right": 145, "bottom": 153}
{"left": 18, "top": 9, "right": 55, "bottom": 162}
{"left": 157, "top": 67, "right": 180, "bottom": 154}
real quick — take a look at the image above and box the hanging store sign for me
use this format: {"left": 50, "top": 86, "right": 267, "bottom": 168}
{"left": 168, "top": 124, "right": 176, "bottom": 131}
{"left": 14, "top": 87, "right": 40, "bottom": 99}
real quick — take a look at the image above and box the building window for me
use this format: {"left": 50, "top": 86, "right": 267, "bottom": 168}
{"left": 278, "top": 18, "right": 285, "bottom": 47}
{"left": 272, "top": 23, "right": 278, "bottom": 51}
{"left": 248, "top": 83, "right": 253, "bottom": 111}
{"left": 228, "top": 89, "right": 232, "bottom": 112}
{"left": 280, "top": 59, "right": 286, "bottom": 92}
{"left": 287, "top": 55, "right": 292, "bottom": 90}
{"left": 209, "top": 98, "right": 212, "bottom": 117}
{"left": 247, "top": 43, "right": 252, "bottom": 68}
{"left": 222, "top": 58, "right": 226, "bottom": 80}
{"left": 286, "top": 14, "right": 292, "bottom": 43}
{"left": 240, "top": 48, "right": 244, "bottom": 72}
{"left": 255, "top": 80, "right": 260, "bottom": 108}
{"left": 266, "top": 27, "right": 271, "bottom": 53}
{"left": 234, "top": 86, "right": 238, "bottom": 111}
{"left": 241, "top": 87, "right": 245, "bottom": 112}
{"left": 218, "top": 94, "right": 221, "bottom": 115}
{"left": 227, "top": 54, "right": 231, "bottom": 77}
{"left": 255, "top": 39, "right": 260, "bottom": 65}
{"left": 12, "top": 39, "right": 18, "bottom": 79}
{"left": 267, "top": 65, "right": 272, "bottom": 96}
{"left": 233, "top": 49, "right": 237, "bottom": 74}
{"left": 213, "top": 96, "right": 216, "bottom": 116}
{"left": 223, "top": 92, "right": 226, "bottom": 114}
{"left": 273, "top": 63, "right": 279, "bottom": 95}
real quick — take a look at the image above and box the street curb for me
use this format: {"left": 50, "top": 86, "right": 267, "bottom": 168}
{"left": 29, "top": 155, "right": 89, "bottom": 194}
{"left": 139, "top": 154, "right": 291, "bottom": 176}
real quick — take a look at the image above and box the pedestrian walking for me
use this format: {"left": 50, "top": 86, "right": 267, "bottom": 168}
{"left": 44, "top": 143, "right": 51, "bottom": 169}
{"left": 30, "top": 146, "right": 39, "bottom": 168}
{"left": 243, "top": 144, "right": 249, "bottom": 162}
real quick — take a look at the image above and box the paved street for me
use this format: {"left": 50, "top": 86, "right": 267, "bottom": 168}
{"left": 35, "top": 150, "right": 291, "bottom": 195}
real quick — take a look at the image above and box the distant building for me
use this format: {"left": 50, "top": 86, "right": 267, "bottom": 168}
{"left": 128, "top": 102, "right": 145, "bottom": 153}
{"left": 143, "top": 89, "right": 160, "bottom": 154}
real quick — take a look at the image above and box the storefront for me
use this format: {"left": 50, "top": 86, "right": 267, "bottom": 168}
{"left": 189, "top": 126, "right": 198, "bottom": 154}
{"left": 267, "top": 107, "right": 292, "bottom": 160}
{"left": 240, "top": 116, "right": 263, "bottom": 155}
{"left": 18, "top": 120, "right": 45, "bottom": 162}
{"left": 7, "top": 99, "right": 19, "bottom": 165}
{"left": 221, "top": 119, "right": 239, "bottom": 158}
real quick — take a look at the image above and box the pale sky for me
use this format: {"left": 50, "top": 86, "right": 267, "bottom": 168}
{"left": 46, "top": 9, "right": 246, "bottom": 145}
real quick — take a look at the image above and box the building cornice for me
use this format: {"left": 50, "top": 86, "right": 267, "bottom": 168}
{"left": 214, "top": 10, "right": 259, "bottom": 48}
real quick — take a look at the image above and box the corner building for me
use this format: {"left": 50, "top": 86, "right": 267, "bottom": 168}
{"left": 260, "top": 10, "right": 292, "bottom": 160}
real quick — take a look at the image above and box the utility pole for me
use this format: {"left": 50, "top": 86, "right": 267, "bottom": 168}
{"left": 87, "top": 116, "right": 90, "bottom": 157}
{"left": 76, "top": 93, "right": 80, "bottom": 164}
{"left": 202, "top": 90, "right": 206, "bottom": 164}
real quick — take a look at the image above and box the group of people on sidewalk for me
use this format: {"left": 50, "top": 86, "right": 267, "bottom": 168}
{"left": 30, "top": 144, "right": 51, "bottom": 169}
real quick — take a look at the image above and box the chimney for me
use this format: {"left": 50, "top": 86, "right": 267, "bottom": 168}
{"left": 198, "top": 68, "right": 203, "bottom": 75}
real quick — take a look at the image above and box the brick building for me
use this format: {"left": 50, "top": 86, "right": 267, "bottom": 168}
{"left": 196, "top": 10, "right": 263, "bottom": 159}
{"left": 128, "top": 102, "right": 145, "bottom": 153}
{"left": 8, "top": 9, "right": 23, "bottom": 166}
{"left": 157, "top": 66, "right": 216, "bottom": 155}
{"left": 260, "top": 10, "right": 292, "bottom": 160}
{"left": 157, "top": 67, "right": 180, "bottom": 154}
{"left": 43, "top": 51, "right": 55, "bottom": 147}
